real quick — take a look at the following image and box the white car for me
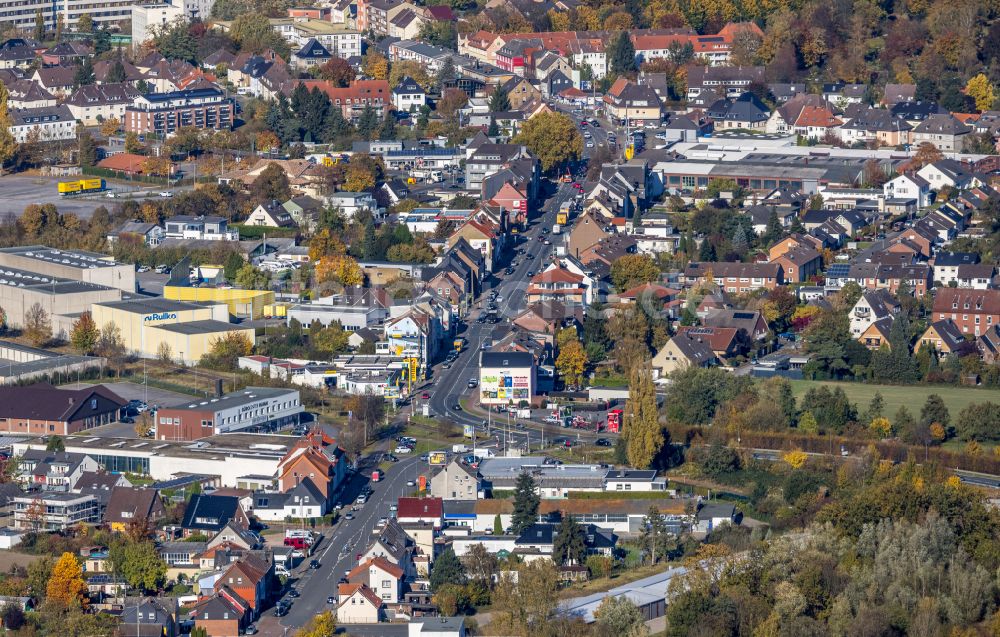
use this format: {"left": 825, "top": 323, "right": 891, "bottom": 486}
{"left": 394, "top": 446, "right": 413, "bottom": 454}
{"left": 586, "top": 141, "right": 594, "bottom": 148}
{"left": 158, "top": 191, "right": 173, "bottom": 198}
{"left": 406, "top": 480, "right": 416, "bottom": 487}
{"left": 105, "top": 191, "right": 116, "bottom": 198}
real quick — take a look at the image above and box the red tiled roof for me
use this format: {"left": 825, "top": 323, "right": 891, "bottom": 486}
{"left": 794, "top": 105, "right": 843, "bottom": 128}
{"left": 530, "top": 267, "right": 584, "bottom": 285}
{"left": 97, "top": 153, "right": 152, "bottom": 173}
{"left": 348, "top": 556, "right": 403, "bottom": 580}
{"left": 396, "top": 496, "right": 442, "bottom": 519}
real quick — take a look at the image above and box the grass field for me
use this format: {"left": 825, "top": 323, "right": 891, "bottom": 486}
{"left": 788, "top": 380, "right": 993, "bottom": 418}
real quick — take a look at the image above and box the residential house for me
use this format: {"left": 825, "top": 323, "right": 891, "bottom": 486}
{"left": 686, "top": 65, "right": 764, "bottom": 100}
{"left": 65, "top": 83, "right": 141, "bottom": 126}
{"left": 325, "top": 191, "right": 379, "bottom": 219}
{"left": 191, "top": 590, "right": 250, "bottom": 636}
{"left": 693, "top": 502, "right": 737, "bottom": 534}
{"left": 31, "top": 66, "right": 75, "bottom": 96}
{"left": 676, "top": 325, "right": 748, "bottom": 360}
{"left": 917, "top": 159, "right": 984, "bottom": 191}
{"left": 859, "top": 317, "right": 894, "bottom": 349}
{"left": 430, "top": 459, "right": 480, "bottom": 500}
{"left": 932, "top": 289, "right": 1000, "bottom": 337}
{"left": 164, "top": 215, "right": 238, "bottom": 241}
{"left": 5, "top": 80, "right": 55, "bottom": 109}
{"left": 702, "top": 309, "right": 770, "bottom": 342}
{"left": 977, "top": 325, "right": 1000, "bottom": 364}
{"left": 103, "top": 486, "right": 164, "bottom": 533}
{"left": 883, "top": 83, "right": 916, "bottom": 105}
{"left": 603, "top": 78, "right": 662, "bottom": 126}
{"left": 13, "top": 491, "right": 97, "bottom": 531}
{"left": 770, "top": 247, "right": 822, "bottom": 283}
{"left": 651, "top": 332, "right": 718, "bottom": 378}
{"left": 8, "top": 105, "right": 76, "bottom": 143}
{"left": 527, "top": 266, "right": 587, "bottom": 306}
{"left": 955, "top": 264, "right": 995, "bottom": 290}
{"left": 180, "top": 494, "right": 249, "bottom": 537}
{"left": 683, "top": 262, "right": 784, "bottom": 293}
{"left": 912, "top": 114, "right": 972, "bottom": 153}
{"left": 705, "top": 93, "right": 769, "bottom": 130}
{"left": 276, "top": 430, "right": 347, "bottom": 506}
{"left": 212, "top": 556, "right": 271, "bottom": 616}
{"left": 17, "top": 450, "right": 100, "bottom": 491}
{"left": 125, "top": 87, "right": 235, "bottom": 135}
{"left": 337, "top": 583, "right": 382, "bottom": 623}
{"left": 291, "top": 38, "right": 332, "bottom": 70}
{"left": 883, "top": 173, "right": 931, "bottom": 208}
{"left": 447, "top": 218, "right": 500, "bottom": 272}
{"left": 0, "top": 383, "right": 125, "bottom": 436}
{"left": 347, "top": 557, "right": 404, "bottom": 603}
{"left": 850, "top": 289, "right": 901, "bottom": 338}
{"left": 384, "top": 308, "right": 440, "bottom": 367}
{"left": 361, "top": 519, "right": 415, "bottom": 577}
{"left": 120, "top": 597, "right": 177, "bottom": 637}
{"left": 932, "top": 252, "right": 979, "bottom": 287}
{"left": 246, "top": 201, "right": 297, "bottom": 228}
{"left": 392, "top": 75, "right": 426, "bottom": 112}
{"left": 917, "top": 319, "right": 976, "bottom": 358}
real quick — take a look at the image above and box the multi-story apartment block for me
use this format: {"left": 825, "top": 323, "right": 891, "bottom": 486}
{"left": 124, "top": 86, "right": 234, "bottom": 135}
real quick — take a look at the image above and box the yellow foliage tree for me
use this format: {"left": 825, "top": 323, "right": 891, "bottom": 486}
{"left": 316, "top": 255, "right": 363, "bottom": 286}
{"left": 47, "top": 552, "right": 88, "bottom": 607}
{"left": 782, "top": 449, "right": 808, "bottom": 469}
{"left": 869, "top": 417, "right": 893, "bottom": 438}
{"left": 965, "top": 73, "right": 996, "bottom": 112}
{"left": 100, "top": 117, "right": 121, "bottom": 137}
{"left": 547, "top": 9, "right": 569, "bottom": 30}
{"left": 929, "top": 422, "right": 946, "bottom": 442}
{"left": 966, "top": 441, "right": 982, "bottom": 456}
{"left": 256, "top": 130, "right": 281, "bottom": 152}
{"left": 295, "top": 610, "right": 336, "bottom": 637}
{"left": 946, "top": 475, "right": 962, "bottom": 488}
{"left": 363, "top": 52, "right": 389, "bottom": 80}
{"left": 556, "top": 340, "right": 588, "bottom": 387}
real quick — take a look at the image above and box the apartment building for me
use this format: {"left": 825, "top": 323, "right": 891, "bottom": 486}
{"left": 932, "top": 289, "right": 1000, "bottom": 337}
{"left": 124, "top": 86, "right": 234, "bottom": 134}
{"left": 270, "top": 17, "right": 361, "bottom": 59}
{"left": 683, "top": 262, "right": 784, "bottom": 293}
{"left": 8, "top": 105, "right": 76, "bottom": 143}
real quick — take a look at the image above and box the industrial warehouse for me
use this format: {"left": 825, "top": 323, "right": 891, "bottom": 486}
{"left": 90, "top": 297, "right": 256, "bottom": 364}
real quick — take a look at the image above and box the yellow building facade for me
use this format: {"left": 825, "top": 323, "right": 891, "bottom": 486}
{"left": 164, "top": 285, "right": 275, "bottom": 319}
{"left": 91, "top": 298, "right": 256, "bottom": 365}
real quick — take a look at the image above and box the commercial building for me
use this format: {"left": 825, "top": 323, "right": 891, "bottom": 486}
{"left": 90, "top": 298, "right": 255, "bottom": 365}
{"left": 154, "top": 387, "right": 302, "bottom": 440}
{"left": 0, "top": 382, "right": 125, "bottom": 436}
{"left": 478, "top": 351, "right": 534, "bottom": 406}
{"left": 164, "top": 285, "right": 275, "bottom": 319}
{"left": 12, "top": 432, "right": 294, "bottom": 487}
{"left": 0, "top": 264, "right": 122, "bottom": 337}
{"left": 0, "top": 246, "right": 136, "bottom": 293}
{"left": 0, "top": 341, "right": 106, "bottom": 386}
{"left": 125, "top": 87, "right": 235, "bottom": 135}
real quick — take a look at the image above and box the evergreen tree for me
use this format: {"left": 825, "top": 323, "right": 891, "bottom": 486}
{"left": 106, "top": 57, "right": 127, "bottom": 83}
{"left": 323, "top": 105, "right": 352, "bottom": 143}
{"left": 920, "top": 394, "right": 950, "bottom": 428}
{"left": 698, "top": 239, "right": 716, "bottom": 262}
{"left": 360, "top": 218, "right": 377, "bottom": 259}
{"left": 429, "top": 547, "right": 465, "bottom": 592}
{"left": 378, "top": 112, "right": 397, "bottom": 140}
{"left": 624, "top": 361, "right": 664, "bottom": 468}
{"left": 73, "top": 57, "right": 95, "bottom": 88}
{"left": 78, "top": 131, "right": 97, "bottom": 167}
{"left": 862, "top": 391, "right": 885, "bottom": 425}
{"left": 34, "top": 9, "right": 44, "bottom": 40}
{"left": 489, "top": 86, "right": 511, "bottom": 112}
{"left": 493, "top": 514, "right": 504, "bottom": 535}
{"left": 357, "top": 105, "right": 379, "bottom": 140}
{"left": 763, "top": 207, "right": 783, "bottom": 245}
{"left": 731, "top": 223, "right": 748, "bottom": 256}
{"left": 436, "top": 56, "right": 456, "bottom": 85}
{"left": 487, "top": 118, "right": 500, "bottom": 138}
{"left": 640, "top": 505, "right": 668, "bottom": 565}
{"left": 552, "top": 515, "right": 586, "bottom": 566}
{"left": 607, "top": 31, "right": 637, "bottom": 75}
{"left": 511, "top": 472, "right": 540, "bottom": 536}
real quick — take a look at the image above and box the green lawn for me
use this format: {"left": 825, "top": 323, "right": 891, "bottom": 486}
{"left": 788, "top": 380, "right": 993, "bottom": 419}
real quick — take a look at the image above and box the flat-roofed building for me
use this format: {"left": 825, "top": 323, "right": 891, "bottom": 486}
{"left": 0, "top": 246, "right": 136, "bottom": 293}
{"left": 154, "top": 387, "right": 301, "bottom": 440}
{"left": 90, "top": 298, "right": 255, "bottom": 364}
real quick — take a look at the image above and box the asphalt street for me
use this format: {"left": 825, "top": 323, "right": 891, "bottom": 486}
{"left": 272, "top": 451, "right": 427, "bottom": 629}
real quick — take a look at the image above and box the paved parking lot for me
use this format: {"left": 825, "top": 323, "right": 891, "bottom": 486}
{"left": 0, "top": 175, "right": 112, "bottom": 217}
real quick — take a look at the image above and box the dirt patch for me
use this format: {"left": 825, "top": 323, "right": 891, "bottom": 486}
{"left": 0, "top": 550, "right": 43, "bottom": 571}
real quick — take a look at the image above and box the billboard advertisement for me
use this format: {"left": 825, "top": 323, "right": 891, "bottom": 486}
{"left": 480, "top": 372, "right": 531, "bottom": 404}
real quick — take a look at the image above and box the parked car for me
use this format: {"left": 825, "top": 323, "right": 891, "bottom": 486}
{"left": 595, "top": 438, "right": 612, "bottom": 447}
{"left": 309, "top": 559, "right": 320, "bottom": 569}
{"left": 395, "top": 446, "right": 413, "bottom": 454}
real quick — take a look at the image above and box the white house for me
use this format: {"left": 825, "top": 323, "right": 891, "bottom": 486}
{"left": 326, "top": 191, "right": 379, "bottom": 219}
{"left": 384, "top": 309, "right": 437, "bottom": 366}
{"left": 850, "top": 289, "right": 901, "bottom": 338}
{"left": 247, "top": 201, "right": 297, "bottom": 228}
{"left": 916, "top": 159, "right": 984, "bottom": 192}
{"left": 392, "top": 75, "right": 426, "bottom": 112}
{"left": 692, "top": 502, "right": 737, "bottom": 534}
{"left": 603, "top": 469, "right": 668, "bottom": 492}
{"left": 883, "top": 173, "right": 931, "bottom": 208}
{"left": 8, "top": 105, "right": 76, "bottom": 143}
{"left": 336, "top": 583, "right": 382, "bottom": 624}
{"left": 346, "top": 557, "right": 403, "bottom": 603}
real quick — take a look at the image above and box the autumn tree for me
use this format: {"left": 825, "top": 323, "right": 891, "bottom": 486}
{"left": 95, "top": 322, "right": 127, "bottom": 376}
{"left": 316, "top": 255, "right": 363, "bottom": 287}
{"left": 69, "top": 312, "right": 99, "bottom": 355}
{"left": 99, "top": 117, "right": 121, "bottom": 137}
{"left": 201, "top": 332, "right": 253, "bottom": 369}
{"left": 491, "top": 561, "right": 559, "bottom": 636}
{"left": 318, "top": 57, "right": 355, "bottom": 87}
{"left": 594, "top": 596, "right": 648, "bottom": 637}
{"left": 965, "top": 73, "right": 996, "bottom": 112}
{"left": 250, "top": 162, "right": 291, "bottom": 203}
{"left": 295, "top": 611, "right": 336, "bottom": 637}
{"left": 234, "top": 263, "right": 269, "bottom": 290}
{"left": 610, "top": 254, "right": 660, "bottom": 291}
{"left": 0, "top": 82, "right": 14, "bottom": 173}
{"left": 640, "top": 505, "right": 669, "bottom": 565}
{"left": 22, "top": 302, "right": 52, "bottom": 347}
{"left": 513, "top": 111, "right": 583, "bottom": 172}
{"left": 624, "top": 361, "right": 664, "bottom": 469}
{"left": 910, "top": 142, "right": 943, "bottom": 169}
{"left": 46, "top": 553, "right": 87, "bottom": 607}
{"left": 437, "top": 88, "right": 469, "bottom": 119}
{"left": 556, "top": 339, "right": 587, "bottom": 387}
{"left": 362, "top": 52, "right": 389, "bottom": 80}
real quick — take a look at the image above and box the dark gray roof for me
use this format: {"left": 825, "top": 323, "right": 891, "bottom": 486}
{"left": 480, "top": 351, "right": 534, "bottom": 367}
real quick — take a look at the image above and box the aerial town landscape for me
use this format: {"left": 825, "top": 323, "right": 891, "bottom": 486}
{"left": 3, "top": 0, "right": 1000, "bottom": 635}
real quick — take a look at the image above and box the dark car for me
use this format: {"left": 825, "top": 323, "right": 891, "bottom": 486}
{"left": 595, "top": 438, "right": 612, "bottom": 447}
{"left": 287, "top": 589, "right": 300, "bottom": 598}
{"left": 309, "top": 559, "right": 320, "bottom": 569}
{"left": 453, "top": 404, "right": 462, "bottom": 411}
{"left": 274, "top": 605, "right": 289, "bottom": 617}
